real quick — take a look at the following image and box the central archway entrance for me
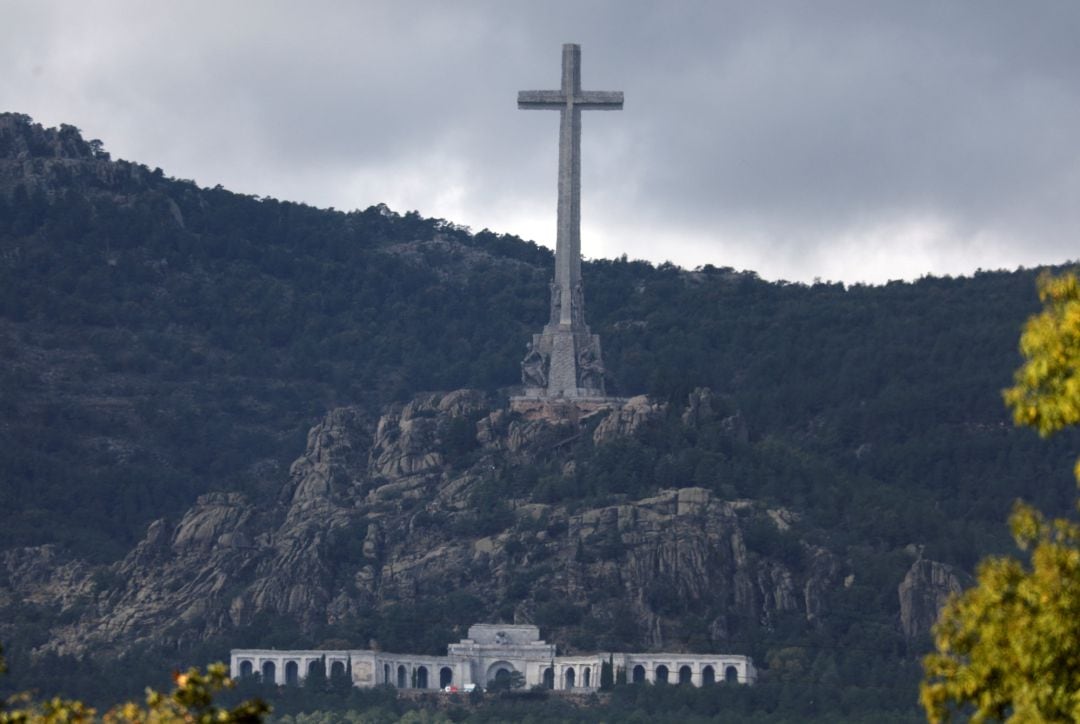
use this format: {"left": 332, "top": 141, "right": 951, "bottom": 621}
{"left": 486, "top": 661, "right": 516, "bottom": 690}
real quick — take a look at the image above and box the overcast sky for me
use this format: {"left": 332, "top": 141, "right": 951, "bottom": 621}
{"left": 3, "top": 1, "right": 1079, "bottom": 283}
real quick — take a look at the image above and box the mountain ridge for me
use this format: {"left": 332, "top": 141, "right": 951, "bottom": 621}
{"left": 2, "top": 113, "right": 1078, "bottom": 717}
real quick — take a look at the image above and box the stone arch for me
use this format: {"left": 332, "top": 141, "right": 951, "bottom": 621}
{"left": 285, "top": 660, "right": 299, "bottom": 686}
{"left": 583, "top": 667, "right": 591, "bottom": 688}
{"left": 440, "top": 666, "right": 453, "bottom": 689}
{"left": 486, "top": 660, "right": 516, "bottom": 686}
{"left": 415, "top": 666, "right": 429, "bottom": 689}
{"left": 702, "top": 665, "right": 715, "bottom": 685}
{"left": 543, "top": 667, "right": 554, "bottom": 689}
{"left": 655, "top": 664, "right": 669, "bottom": 684}
{"left": 384, "top": 663, "right": 390, "bottom": 685}
{"left": 261, "top": 661, "right": 276, "bottom": 684}
{"left": 239, "top": 660, "right": 253, "bottom": 678}
{"left": 564, "top": 667, "right": 576, "bottom": 689}
{"left": 678, "top": 665, "right": 692, "bottom": 685}
{"left": 632, "top": 665, "right": 645, "bottom": 684}
{"left": 725, "top": 665, "right": 739, "bottom": 683}
{"left": 397, "top": 664, "right": 408, "bottom": 689}
{"left": 331, "top": 660, "right": 346, "bottom": 678}
{"left": 306, "top": 660, "right": 321, "bottom": 677}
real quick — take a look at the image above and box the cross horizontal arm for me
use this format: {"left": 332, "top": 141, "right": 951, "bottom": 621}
{"left": 518, "top": 91, "right": 566, "bottom": 109}
{"left": 576, "top": 91, "right": 623, "bottom": 110}
{"left": 518, "top": 90, "right": 623, "bottom": 110}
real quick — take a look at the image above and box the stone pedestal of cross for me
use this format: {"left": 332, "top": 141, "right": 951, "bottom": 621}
{"left": 515, "top": 44, "right": 622, "bottom": 402}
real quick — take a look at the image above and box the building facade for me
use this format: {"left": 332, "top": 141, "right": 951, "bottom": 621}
{"left": 230, "top": 624, "right": 756, "bottom": 691}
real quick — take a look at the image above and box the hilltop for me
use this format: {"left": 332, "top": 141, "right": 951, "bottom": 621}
{"left": 2, "top": 114, "right": 1078, "bottom": 719}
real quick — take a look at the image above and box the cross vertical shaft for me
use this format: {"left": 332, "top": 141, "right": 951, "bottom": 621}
{"left": 519, "top": 43, "right": 622, "bottom": 330}
{"left": 517, "top": 44, "right": 622, "bottom": 399}
{"left": 556, "top": 43, "right": 582, "bottom": 326}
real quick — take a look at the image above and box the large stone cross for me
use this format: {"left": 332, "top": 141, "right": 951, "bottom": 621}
{"left": 519, "top": 44, "right": 623, "bottom": 328}
{"left": 513, "top": 44, "right": 622, "bottom": 403}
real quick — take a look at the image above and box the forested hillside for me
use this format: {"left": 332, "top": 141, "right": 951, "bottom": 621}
{"left": 2, "top": 113, "right": 1078, "bottom": 720}
{"left": 0, "top": 113, "right": 555, "bottom": 561}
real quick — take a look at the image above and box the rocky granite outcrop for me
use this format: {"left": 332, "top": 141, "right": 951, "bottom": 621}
{"left": 682, "top": 387, "right": 749, "bottom": 443}
{"left": 592, "top": 395, "right": 664, "bottom": 445}
{"left": 368, "top": 391, "right": 488, "bottom": 481}
{"left": 898, "top": 558, "right": 972, "bottom": 640}
{"left": 0, "top": 113, "right": 156, "bottom": 202}
{"left": 1, "top": 388, "right": 859, "bottom": 659}
{"left": 286, "top": 406, "right": 373, "bottom": 515}
{"left": 0, "top": 545, "right": 94, "bottom": 611}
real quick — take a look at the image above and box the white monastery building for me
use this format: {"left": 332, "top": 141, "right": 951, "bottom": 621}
{"left": 230, "top": 624, "right": 756, "bottom": 691}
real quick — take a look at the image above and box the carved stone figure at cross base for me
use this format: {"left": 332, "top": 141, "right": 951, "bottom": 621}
{"left": 549, "top": 281, "right": 562, "bottom": 321}
{"left": 521, "top": 343, "right": 548, "bottom": 388}
{"left": 571, "top": 281, "right": 585, "bottom": 325}
{"left": 577, "top": 344, "right": 604, "bottom": 389}
{"left": 514, "top": 44, "right": 622, "bottom": 400}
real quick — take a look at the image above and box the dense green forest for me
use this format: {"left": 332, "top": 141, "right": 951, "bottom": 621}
{"left": 1, "top": 145, "right": 1072, "bottom": 562}
{"left": 3, "top": 113, "right": 1080, "bottom": 721}
{"left": 226, "top": 675, "right": 921, "bottom": 723}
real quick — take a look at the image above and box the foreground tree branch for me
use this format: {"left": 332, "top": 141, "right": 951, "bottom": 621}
{"left": 922, "top": 271, "right": 1080, "bottom": 722}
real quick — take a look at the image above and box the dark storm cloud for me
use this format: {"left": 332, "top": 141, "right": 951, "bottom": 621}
{"left": 3, "top": 1, "right": 1079, "bottom": 282}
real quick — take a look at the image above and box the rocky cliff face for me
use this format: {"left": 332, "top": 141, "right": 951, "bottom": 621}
{"left": 2, "top": 388, "right": 853, "bottom": 659}
{"left": 0, "top": 113, "right": 158, "bottom": 202}
{"left": 898, "top": 558, "right": 971, "bottom": 640}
